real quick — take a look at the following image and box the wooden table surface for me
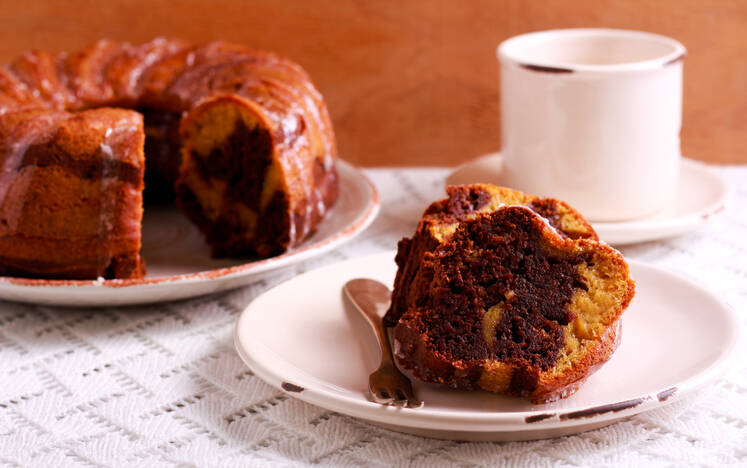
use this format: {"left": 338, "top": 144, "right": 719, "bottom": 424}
{"left": 0, "top": 0, "right": 744, "bottom": 167}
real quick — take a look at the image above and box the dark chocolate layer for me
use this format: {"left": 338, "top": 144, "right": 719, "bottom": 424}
{"left": 176, "top": 185, "right": 254, "bottom": 258}
{"left": 424, "top": 186, "right": 491, "bottom": 220}
{"left": 19, "top": 144, "right": 142, "bottom": 185}
{"left": 176, "top": 117, "right": 285, "bottom": 258}
{"left": 419, "top": 207, "right": 587, "bottom": 370}
{"left": 141, "top": 107, "right": 182, "bottom": 202}
{"left": 253, "top": 189, "right": 291, "bottom": 257}
{"left": 192, "top": 118, "right": 273, "bottom": 212}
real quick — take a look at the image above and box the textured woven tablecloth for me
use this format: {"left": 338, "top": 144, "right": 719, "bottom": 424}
{"left": 1, "top": 166, "right": 745, "bottom": 467}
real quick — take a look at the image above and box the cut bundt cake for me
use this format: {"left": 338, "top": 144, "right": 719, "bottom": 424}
{"left": 0, "top": 38, "right": 338, "bottom": 279}
{"left": 0, "top": 108, "right": 145, "bottom": 279}
{"left": 386, "top": 185, "right": 635, "bottom": 403}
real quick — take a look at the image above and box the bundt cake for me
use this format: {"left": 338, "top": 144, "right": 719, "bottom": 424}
{"left": 0, "top": 38, "right": 338, "bottom": 279}
{"left": 386, "top": 185, "right": 635, "bottom": 403}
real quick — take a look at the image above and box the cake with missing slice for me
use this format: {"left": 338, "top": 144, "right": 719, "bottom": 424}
{"left": 0, "top": 38, "right": 338, "bottom": 279}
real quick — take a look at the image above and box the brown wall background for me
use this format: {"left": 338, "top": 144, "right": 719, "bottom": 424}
{"left": 0, "top": 0, "right": 744, "bottom": 167}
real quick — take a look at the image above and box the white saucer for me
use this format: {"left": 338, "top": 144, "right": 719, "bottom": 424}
{"left": 234, "top": 251, "right": 738, "bottom": 442}
{"left": 0, "top": 161, "right": 379, "bottom": 307}
{"left": 446, "top": 153, "right": 728, "bottom": 245}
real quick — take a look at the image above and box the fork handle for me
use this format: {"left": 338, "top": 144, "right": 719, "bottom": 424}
{"left": 343, "top": 278, "right": 397, "bottom": 366}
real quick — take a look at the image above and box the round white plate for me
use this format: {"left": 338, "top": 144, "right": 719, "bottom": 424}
{"left": 446, "top": 153, "right": 728, "bottom": 245}
{"left": 235, "top": 251, "right": 738, "bottom": 442}
{"left": 0, "top": 161, "right": 379, "bottom": 307}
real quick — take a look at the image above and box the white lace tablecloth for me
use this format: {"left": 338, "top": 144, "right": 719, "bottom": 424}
{"left": 1, "top": 166, "right": 745, "bottom": 467}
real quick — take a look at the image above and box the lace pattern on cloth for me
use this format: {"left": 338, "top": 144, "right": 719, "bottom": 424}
{"left": 0, "top": 167, "right": 745, "bottom": 466}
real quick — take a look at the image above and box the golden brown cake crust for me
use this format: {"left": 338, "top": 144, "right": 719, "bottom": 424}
{"left": 0, "top": 38, "right": 338, "bottom": 278}
{"left": 387, "top": 185, "right": 635, "bottom": 403}
{"left": 0, "top": 108, "right": 145, "bottom": 279}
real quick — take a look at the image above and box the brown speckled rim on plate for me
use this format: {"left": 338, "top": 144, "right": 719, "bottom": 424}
{"left": 0, "top": 160, "right": 379, "bottom": 289}
{"left": 523, "top": 388, "right": 678, "bottom": 424}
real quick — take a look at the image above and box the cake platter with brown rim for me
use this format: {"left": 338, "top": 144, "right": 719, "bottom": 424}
{"left": 0, "top": 160, "right": 379, "bottom": 306}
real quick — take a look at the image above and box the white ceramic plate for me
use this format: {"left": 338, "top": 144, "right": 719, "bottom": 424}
{"left": 0, "top": 161, "right": 379, "bottom": 307}
{"left": 446, "top": 153, "right": 728, "bottom": 245}
{"left": 235, "top": 251, "right": 738, "bottom": 442}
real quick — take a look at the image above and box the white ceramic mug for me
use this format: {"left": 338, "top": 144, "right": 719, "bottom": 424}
{"left": 497, "top": 29, "right": 686, "bottom": 221}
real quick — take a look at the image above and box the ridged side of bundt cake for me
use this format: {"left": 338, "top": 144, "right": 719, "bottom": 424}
{"left": 391, "top": 204, "right": 634, "bottom": 403}
{"left": 0, "top": 38, "right": 338, "bottom": 279}
{"left": 10, "top": 50, "right": 75, "bottom": 110}
{"left": 0, "top": 108, "right": 145, "bottom": 279}
{"left": 59, "top": 39, "right": 129, "bottom": 108}
{"left": 386, "top": 184, "right": 598, "bottom": 327}
{"left": 0, "top": 67, "right": 44, "bottom": 114}
{"left": 104, "top": 38, "right": 188, "bottom": 106}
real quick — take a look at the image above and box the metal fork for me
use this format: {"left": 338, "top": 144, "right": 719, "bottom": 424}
{"left": 343, "top": 278, "right": 423, "bottom": 409}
